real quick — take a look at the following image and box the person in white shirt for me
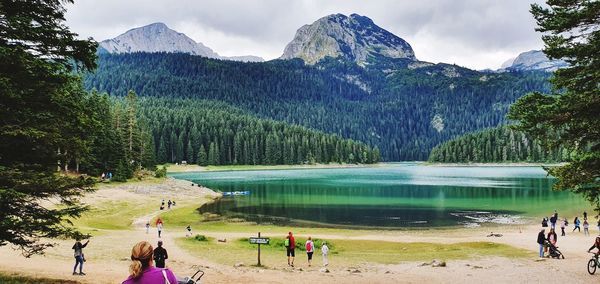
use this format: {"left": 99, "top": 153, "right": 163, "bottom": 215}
{"left": 321, "top": 241, "right": 329, "bottom": 266}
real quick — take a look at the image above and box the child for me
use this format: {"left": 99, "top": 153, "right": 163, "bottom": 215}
{"left": 584, "top": 219, "right": 590, "bottom": 236}
{"left": 321, "top": 241, "right": 329, "bottom": 266}
{"left": 186, "top": 225, "right": 192, "bottom": 237}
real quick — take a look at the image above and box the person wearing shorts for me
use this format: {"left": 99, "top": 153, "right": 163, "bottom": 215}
{"left": 286, "top": 232, "right": 295, "bottom": 267}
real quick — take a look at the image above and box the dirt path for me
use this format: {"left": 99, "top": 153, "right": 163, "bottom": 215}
{"left": 1, "top": 178, "right": 598, "bottom": 283}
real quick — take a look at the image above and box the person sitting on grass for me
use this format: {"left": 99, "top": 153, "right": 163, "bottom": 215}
{"left": 122, "top": 241, "right": 177, "bottom": 284}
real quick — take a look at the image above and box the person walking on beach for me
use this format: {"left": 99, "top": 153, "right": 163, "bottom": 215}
{"left": 583, "top": 219, "right": 590, "bottom": 236}
{"left": 550, "top": 214, "right": 557, "bottom": 230}
{"left": 122, "top": 241, "right": 177, "bottom": 284}
{"left": 560, "top": 218, "right": 566, "bottom": 236}
{"left": 145, "top": 221, "right": 150, "bottom": 234}
{"left": 153, "top": 240, "right": 169, "bottom": 269}
{"left": 305, "top": 237, "right": 314, "bottom": 267}
{"left": 537, "top": 229, "right": 546, "bottom": 258}
{"left": 321, "top": 241, "right": 329, "bottom": 266}
{"left": 573, "top": 217, "right": 581, "bottom": 232}
{"left": 72, "top": 238, "right": 89, "bottom": 275}
{"left": 285, "top": 232, "right": 296, "bottom": 267}
{"left": 186, "top": 225, "right": 192, "bottom": 237}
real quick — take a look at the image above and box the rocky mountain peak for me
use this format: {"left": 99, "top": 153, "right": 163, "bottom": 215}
{"left": 501, "top": 50, "right": 567, "bottom": 72}
{"left": 99, "top": 23, "right": 263, "bottom": 62}
{"left": 280, "top": 13, "right": 416, "bottom": 65}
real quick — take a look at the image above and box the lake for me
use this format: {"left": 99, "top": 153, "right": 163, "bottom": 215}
{"left": 170, "top": 163, "right": 590, "bottom": 228}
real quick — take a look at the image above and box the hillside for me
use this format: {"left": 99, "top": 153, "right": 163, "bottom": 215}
{"left": 428, "top": 126, "right": 569, "bottom": 163}
{"left": 85, "top": 53, "right": 550, "bottom": 161}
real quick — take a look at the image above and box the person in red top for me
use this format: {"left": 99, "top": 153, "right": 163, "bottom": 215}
{"left": 286, "top": 231, "right": 296, "bottom": 267}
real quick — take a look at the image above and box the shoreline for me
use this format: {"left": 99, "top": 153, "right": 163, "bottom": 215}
{"left": 424, "top": 162, "right": 567, "bottom": 167}
{"left": 1, "top": 177, "right": 597, "bottom": 283}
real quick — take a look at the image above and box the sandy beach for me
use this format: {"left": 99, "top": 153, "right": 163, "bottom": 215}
{"left": 1, "top": 178, "right": 598, "bottom": 283}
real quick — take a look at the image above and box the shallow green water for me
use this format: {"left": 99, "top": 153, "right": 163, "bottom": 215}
{"left": 170, "top": 163, "right": 590, "bottom": 228}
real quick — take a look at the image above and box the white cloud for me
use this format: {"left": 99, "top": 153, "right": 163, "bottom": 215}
{"left": 65, "top": 0, "right": 545, "bottom": 69}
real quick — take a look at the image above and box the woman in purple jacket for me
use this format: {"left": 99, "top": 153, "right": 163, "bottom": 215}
{"left": 122, "top": 241, "right": 178, "bottom": 284}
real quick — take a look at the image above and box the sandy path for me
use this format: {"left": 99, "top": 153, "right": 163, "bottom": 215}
{"left": 1, "top": 178, "right": 598, "bottom": 283}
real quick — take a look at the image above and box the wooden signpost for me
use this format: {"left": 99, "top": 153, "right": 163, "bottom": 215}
{"left": 249, "top": 232, "right": 270, "bottom": 266}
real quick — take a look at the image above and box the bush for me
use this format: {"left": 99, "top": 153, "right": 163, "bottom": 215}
{"left": 155, "top": 166, "right": 167, "bottom": 178}
{"left": 194, "top": 234, "right": 209, "bottom": 241}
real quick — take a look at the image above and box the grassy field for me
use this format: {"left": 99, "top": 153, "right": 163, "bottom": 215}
{"left": 74, "top": 200, "right": 157, "bottom": 231}
{"left": 177, "top": 236, "right": 529, "bottom": 267}
{"left": 0, "top": 273, "right": 78, "bottom": 284}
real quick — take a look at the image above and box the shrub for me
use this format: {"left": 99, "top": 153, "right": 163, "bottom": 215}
{"left": 194, "top": 234, "right": 209, "bottom": 241}
{"left": 155, "top": 166, "right": 167, "bottom": 178}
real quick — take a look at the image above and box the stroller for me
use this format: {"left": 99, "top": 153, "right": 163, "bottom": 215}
{"left": 177, "top": 269, "right": 204, "bottom": 284}
{"left": 545, "top": 241, "right": 565, "bottom": 259}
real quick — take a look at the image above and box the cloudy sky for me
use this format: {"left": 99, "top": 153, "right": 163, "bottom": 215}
{"left": 65, "top": 0, "right": 545, "bottom": 70}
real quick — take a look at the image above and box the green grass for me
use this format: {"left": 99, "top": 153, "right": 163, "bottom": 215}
{"left": 73, "top": 200, "right": 157, "bottom": 231}
{"left": 176, "top": 236, "right": 529, "bottom": 267}
{"left": 0, "top": 273, "right": 78, "bottom": 284}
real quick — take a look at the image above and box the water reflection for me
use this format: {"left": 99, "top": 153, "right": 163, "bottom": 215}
{"left": 172, "top": 164, "right": 587, "bottom": 228}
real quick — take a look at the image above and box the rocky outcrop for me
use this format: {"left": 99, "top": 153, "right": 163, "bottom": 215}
{"left": 280, "top": 14, "right": 415, "bottom": 65}
{"left": 501, "top": 50, "right": 567, "bottom": 72}
{"left": 99, "top": 22, "right": 263, "bottom": 62}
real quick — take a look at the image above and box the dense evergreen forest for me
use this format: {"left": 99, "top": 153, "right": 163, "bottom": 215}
{"left": 428, "top": 126, "right": 570, "bottom": 163}
{"left": 84, "top": 53, "right": 552, "bottom": 161}
{"left": 137, "top": 97, "right": 380, "bottom": 165}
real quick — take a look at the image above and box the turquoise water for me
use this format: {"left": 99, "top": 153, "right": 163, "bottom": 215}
{"left": 170, "top": 163, "right": 590, "bottom": 228}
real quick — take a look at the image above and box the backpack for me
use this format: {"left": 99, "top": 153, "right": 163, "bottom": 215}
{"left": 305, "top": 241, "right": 313, "bottom": 252}
{"left": 284, "top": 239, "right": 290, "bottom": 247}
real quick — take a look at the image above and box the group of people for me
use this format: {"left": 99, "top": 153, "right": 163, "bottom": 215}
{"left": 284, "top": 231, "right": 329, "bottom": 267}
{"left": 541, "top": 210, "right": 600, "bottom": 237}
{"left": 159, "top": 199, "right": 176, "bottom": 210}
{"left": 537, "top": 210, "right": 600, "bottom": 258}
{"left": 100, "top": 172, "right": 113, "bottom": 181}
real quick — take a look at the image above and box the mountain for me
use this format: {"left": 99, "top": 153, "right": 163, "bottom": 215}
{"left": 280, "top": 14, "right": 415, "bottom": 65}
{"left": 501, "top": 50, "right": 567, "bottom": 72}
{"left": 99, "top": 22, "right": 263, "bottom": 62}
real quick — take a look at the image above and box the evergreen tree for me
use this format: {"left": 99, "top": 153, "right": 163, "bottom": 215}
{"left": 509, "top": 0, "right": 600, "bottom": 212}
{"left": 0, "top": 0, "right": 98, "bottom": 256}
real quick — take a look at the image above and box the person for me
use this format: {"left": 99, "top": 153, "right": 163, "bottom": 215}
{"left": 305, "top": 236, "right": 314, "bottom": 266}
{"left": 168, "top": 200, "right": 172, "bottom": 209}
{"left": 547, "top": 228, "right": 557, "bottom": 247}
{"left": 72, "top": 238, "right": 89, "bottom": 275}
{"left": 122, "top": 241, "right": 177, "bottom": 284}
{"left": 153, "top": 240, "right": 169, "bottom": 269}
{"left": 157, "top": 222, "right": 163, "bottom": 238}
{"left": 285, "top": 232, "right": 295, "bottom": 267}
{"left": 560, "top": 218, "right": 566, "bottom": 236}
{"left": 588, "top": 236, "right": 600, "bottom": 257}
{"left": 549, "top": 214, "right": 557, "bottom": 230}
{"left": 583, "top": 211, "right": 588, "bottom": 220}
{"left": 541, "top": 217, "right": 548, "bottom": 227}
{"left": 573, "top": 217, "right": 581, "bottom": 232}
{"left": 583, "top": 219, "right": 590, "bottom": 236}
{"left": 145, "top": 221, "right": 150, "bottom": 234}
{"left": 161, "top": 199, "right": 165, "bottom": 207}
{"left": 186, "top": 225, "right": 192, "bottom": 237}
{"left": 101, "top": 172, "right": 106, "bottom": 180}
{"left": 155, "top": 217, "right": 163, "bottom": 226}
{"left": 537, "top": 229, "right": 546, "bottom": 258}
{"left": 321, "top": 241, "right": 329, "bottom": 266}
{"left": 172, "top": 201, "right": 176, "bottom": 206}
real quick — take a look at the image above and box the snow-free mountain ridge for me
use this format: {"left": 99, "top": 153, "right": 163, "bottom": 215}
{"left": 99, "top": 22, "right": 263, "bottom": 62}
{"left": 280, "top": 13, "right": 416, "bottom": 65}
{"left": 500, "top": 50, "right": 567, "bottom": 72}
